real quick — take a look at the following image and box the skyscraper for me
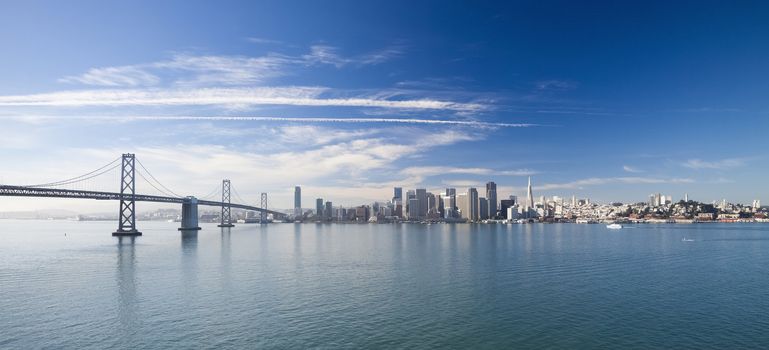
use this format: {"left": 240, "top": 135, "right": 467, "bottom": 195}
{"left": 325, "top": 201, "right": 333, "bottom": 219}
{"left": 294, "top": 186, "right": 302, "bottom": 217}
{"left": 527, "top": 177, "right": 534, "bottom": 209}
{"left": 316, "top": 198, "right": 324, "bottom": 219}
{"left": 468, "top": 187, "right": 479, "bottom": 221}
{"left": 416, "top": 188, "right": 427, "bottom": 219}
{"left": 479, "top": 197, "right": 488, "bottom": 220}
{"left": 486, "top": 181, "right": 497, "bottom": 219}
{"left": 393, "top": 187, "right": 402, "bottom": 202}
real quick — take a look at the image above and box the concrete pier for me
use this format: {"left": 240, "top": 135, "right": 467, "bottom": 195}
{"left": 112, "top": 229, "right": 142, "bottom": 236}
{"left": 178, "top": 196, "right": 202, "bottom": 231}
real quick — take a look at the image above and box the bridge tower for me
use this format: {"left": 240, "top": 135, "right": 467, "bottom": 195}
{"left": 260, "top": 192, "right": 268, "bottom": 224}
{"left": 218, "top": 179, "right": 234, "bottom": 227}
{"left": 113, "top": 153, "right": 142, "bottom": 236}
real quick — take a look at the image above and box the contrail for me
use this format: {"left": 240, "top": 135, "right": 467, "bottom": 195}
{"left": 4, "top": 115, "right": 542, "bottom": 128}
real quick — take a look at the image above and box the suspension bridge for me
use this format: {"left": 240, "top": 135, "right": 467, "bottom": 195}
{"left": 0, "top": 153, "right": 285, "bottom": 236}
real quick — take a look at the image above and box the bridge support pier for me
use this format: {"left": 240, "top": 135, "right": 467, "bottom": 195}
{"left": 178, "top": 196, "right": 202, "bottom": 231}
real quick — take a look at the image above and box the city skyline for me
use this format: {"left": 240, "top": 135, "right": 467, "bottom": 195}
{"left": 1, "top": 1, "right": 768, "bottom": 213}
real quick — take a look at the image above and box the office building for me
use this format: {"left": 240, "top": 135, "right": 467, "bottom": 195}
{"left": 316, "top": 198, "right": 324, "bottom": 219}
{"left": 486, "top": 181, "right": 497, "bottom": 219}
{"left": 468, "top": 188, "right": 479, "bottom": 221}
{"left": 294, "top": 186, "right": 302, "bottom": 217}
{"left": 479, "top": 197, "right": 489, "bottom": 220}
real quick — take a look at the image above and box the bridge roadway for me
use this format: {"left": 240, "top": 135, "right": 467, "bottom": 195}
{"left": 0, "top": 185, "right": 285, "bottom": 218}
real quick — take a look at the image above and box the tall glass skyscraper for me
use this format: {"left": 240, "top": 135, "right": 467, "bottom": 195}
{"left": 485, "top": 181, "right": 497, "bottom": 219}
{"left": 294, "top": 186, "right": 302, "bottom": 217}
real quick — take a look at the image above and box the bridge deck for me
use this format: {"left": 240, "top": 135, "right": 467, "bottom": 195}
{"left": 0, "top": 185, "right": 284, "bottom": 217}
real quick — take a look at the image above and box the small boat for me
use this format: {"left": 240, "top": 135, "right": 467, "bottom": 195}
{"left": 681, "top": 238, "right": 695, "bottom": 242}
{"left": 606, "top": 223, "right": 623, "bottom": 229}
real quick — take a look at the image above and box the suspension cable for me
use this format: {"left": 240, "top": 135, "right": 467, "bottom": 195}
{"left": 135, "top": 168, "right": 178, "bottom": 198}
{"left": 135, "top": 157, "right": 182, "bottom": 198}
{"left": 199, "top": 184, "right": 221, "bottom": 200}
{"left": 27, "top": 156, "right": 121, "bottom": 187}
{"left": 230, "top": 184, "right": 252, "bottom": 206}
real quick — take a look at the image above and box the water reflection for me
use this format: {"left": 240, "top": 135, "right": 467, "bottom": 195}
{"left": 116, "top": 236, "right": 138, "bottom": 332}
{"left": 180, "top": 231, "right": 198, "bottom": 289}
{"left": 220, "top": 228, "right": 232, "bottom": 290}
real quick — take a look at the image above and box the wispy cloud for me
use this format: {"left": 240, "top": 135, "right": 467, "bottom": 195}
{"left": 400, "top": 166, "right": 536, "bottom": 178}
{"left": 59, "top": 45, "right": 402, "bottom": 88}
{"left": 0, "top": 115, "right": 537, "bottom": 128}
{"left": 0, "top": 87, "right": 485, "bottom": 111}
{"left": 245, "top": 37, "right": 284, "bottom": 45}
{"left": 530, "top": 176, "right": 695, "bottom": 191}
{"left": 59, "top": 66, "right": 161, "bottom": 87}
{"left": 535, "top": 79, "right": 578, "bottom": 91}
{"left": 623, "top": 165, "right": 643, "bottom": 173}
{"left": 302, "top": 45, "right": 403, "bottom": 68}
{"left": 682, "top": 158, "right": 746, "bottom": 170}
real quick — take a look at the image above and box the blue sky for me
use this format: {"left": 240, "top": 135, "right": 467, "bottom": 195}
{"left": 0, "top": 0, "right": 767, "bottom": 212}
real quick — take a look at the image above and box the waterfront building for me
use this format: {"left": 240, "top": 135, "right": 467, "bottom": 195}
{"left": 294, "top": 186, "right": 302, "bottom": 218}
{"left": 316, "top": 198, "right": 324, "bottom": 219}
{"left": 416, "top": 188, "right": 428, "bottom": 219}
{"left": 500, "top": 199, "right": 515, "bottom": 219}
{"left": 479, "top": 197, "right": 489, "bottom": 220}
{"left": 486, "top": 181, "right": 497, "bottom": 219}
{"left": 408, "top": 198, "right": 419, "bottom": 220}
{"left": 393, "top": 187, "right": 402, "bottom": 202}
{"left": 442, "top": 195, "right": 455, "bottom": 219}
{"left": 468, "top": 188, "right": 479, "bottom": 221}
{"left": 457, "top": 193, "right": 468, "bottom": 219}
{"left": 324, "top": 201, "right": 333, "bottom": 219}
{"left": 527, "top": 177, "right": 534, "bottom": 209}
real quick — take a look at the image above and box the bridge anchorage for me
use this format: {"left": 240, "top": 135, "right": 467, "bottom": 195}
{"left": 217, "top": 179, "right": 234, "bottom": 228}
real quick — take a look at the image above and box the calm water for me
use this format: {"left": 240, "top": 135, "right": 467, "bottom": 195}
{"left": 2, "top": 220, "right": 769, "bottom": 349}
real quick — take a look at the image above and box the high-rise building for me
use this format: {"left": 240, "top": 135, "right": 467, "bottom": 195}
{"left": 479, "top": 197, "right": 489, "bottom": 220}
{"left": 427, "top": 192, "right": 437, "bottom": 214}
{"left": 316, "top": 198, "right": 324, "bottom": 219}
{"left": 294, "top": 186, "right": 302, "bottom": 217}
{"left": 753, "top": 199, "right": 761, "bottom": 209}
{"left": 527, "top": 177, "right": 534, "bottom": 209}
{"left": 408, "top": 198, "right": 419, "bottom": 220}
{"left": 457, "top": 193, "right": 469, "bottom": 219}
{"left": 325, "top": 201, "right": 333, "bottom": 219}
{"left": 500, "top": 199, "right": 515, "bottom": 219}
{"left": 443, "top": 188, "right": 457, "bottom": 218}
{"left": 393, "top": 187, "right": 402, "bottom": 202}
{"left": 486, "top": 181, "right": 497, "bottom": 219}
{"left": 468, "top": 188, "right": 479, "bottom": 221}
{"left": 441, "top": 196, "right": 454, "bottom": 219}
{"left": 684, "top": 193, "right": 689, "bottom": 202}
{"left": 416, "top": 188, "right": 427, "bottom": 219}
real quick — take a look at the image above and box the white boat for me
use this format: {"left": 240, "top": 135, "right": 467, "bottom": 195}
{"left": 606, "top": 223, "right": 623, "bottom": 229}
{"left": 681, "top": 238, "right": 695, "bottom": 242}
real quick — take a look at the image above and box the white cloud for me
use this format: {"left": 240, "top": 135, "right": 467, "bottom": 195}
{"left": 682, "top": 158, "right": 746, "bottom": 169}
{"left": 535, "top": 80, "right": 578, "bottom": 91}
{"left": 59, "top": 66, "right": 160, "bottom": 87}
{"left": 623, "top": 165, "right": 643, "bottom": 173}
{"left": 246, "top": 37, "right": 284, "bottom": 45}
{"left": 400, "top": 166, "right": 535, "bottom": 178}
{"left": 58, "top": 45, "right": 402, "bottom": 88}
{"left": 0, "top": 87, "right": 486, "bottom": 111}
{"left": 302, "top": 45, "right": 402, "bottom": 68}
{"left": 531, "top": 176, "right": 695, "bottom": 191}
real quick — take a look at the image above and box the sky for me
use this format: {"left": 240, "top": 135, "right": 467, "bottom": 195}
{"left": 0, "top": 0, "right": 768, "bottom": 213}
